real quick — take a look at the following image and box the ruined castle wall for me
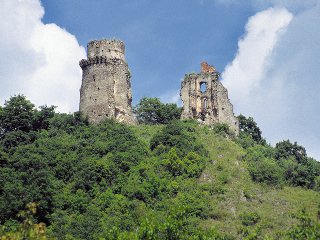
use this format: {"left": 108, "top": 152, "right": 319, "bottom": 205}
{"left": 87, "top": 39, "right": 126, "bottom": 61}
{"left": 215, "top": 81, "right": 239, "bottom": 134}
{"left": 79, "top": 39, "right": 136, "bottom": 124}
{"left": 180, "top": 64, "right": 239, "bottom": 135}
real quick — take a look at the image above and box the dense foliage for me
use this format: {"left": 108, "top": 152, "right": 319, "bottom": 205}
{"left": 246, "top": 144, "right": 319, "bottom": 189}
{"left": 133, "top": 97, "right": 182, "bottom": 124}
{"left": 239, "top": 116, "right": 320, "bottom": 189}
{"left": 237, "top": 114, "right": 266, "bottom": 147}
{"left": 0, "top": 96, "right": 226, "bottom": 239}
{"left": 0, "top": 95, "right": 319, "bottom": 239}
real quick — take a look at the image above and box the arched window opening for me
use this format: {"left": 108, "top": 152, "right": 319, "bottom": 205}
{"left": 203, "top": 98, "right": 207, "bottom": 109}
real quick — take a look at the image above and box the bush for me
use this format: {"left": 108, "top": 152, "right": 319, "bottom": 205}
{"left": 213, "top": 123, "right": 234, "bottom": 138}
{"left": 274, "top": 140, "right": 320, "bottom": 189}
{"left": 287, "top": 209, "right": 320, "bottom": 239}
{"left": 240, "top": 211, "right": 261, "bottom": 226}
{"left": 314, "top": 176, "right": 320, "bottom": 192}
{"left": 150, "top": 120, "right": 207, "bottom": 158}
{"left": 248, "top": 158, "right": 283, "bottom": 186}
{"left": 236, "top": 133, "right": 256, "bottom": 149}
{"left": 161, "top": 148, "right": 205, "bottom": 178}
{"left": 280, "top": 158, "right": 320, "bottom": 189}
{"left": 245, "top": 145, "right": 275, "bottom": 162}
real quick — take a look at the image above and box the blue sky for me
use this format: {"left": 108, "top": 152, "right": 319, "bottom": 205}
{"left": 41, "top": 0, "right": 255, "bottom": 102}
{"left": 0, "top": 0, "right": 319, "bottom": 159}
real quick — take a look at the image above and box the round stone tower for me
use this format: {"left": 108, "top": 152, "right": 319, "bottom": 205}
{"left": 79, "top": 39, "right": 136, "bottom": 124}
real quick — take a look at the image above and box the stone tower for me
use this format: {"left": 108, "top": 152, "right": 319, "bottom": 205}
{"left": 79, "top": 39, "right": 136, "bottom": 124}
{"left": 180, "top": 62, "right": 239, "bottom": 135}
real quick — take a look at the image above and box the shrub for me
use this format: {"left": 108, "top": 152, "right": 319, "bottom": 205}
{"left": 280, "top": 158, "right": 320, "bottom": 188}
{"left": 245, "top": 145, "right": 275, "bottom": 162}
{"left": 213, "top": 123, "right": 234, "bottom": 138}
{"left": 240, "top": 211, "right": 261, "bottom": 226}
{"left": 150, "top": 120, "right": 206, "bottom": 158}
{"left": 287, "top": 209, "right": 320, "bottom": 239}
{"left": 236, "top": 133, "right": 256, "bottom": 149}
{"left": 248, "top": 158, "right": 283, "bottom": 186}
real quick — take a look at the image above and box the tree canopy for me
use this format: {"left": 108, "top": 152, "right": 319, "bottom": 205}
{"left": 237, "top": 114, "right": 265, "bottom": 145}
{"left": 0, "top": 95, "right": 319, "bottom": 239}
{"left": 133, "top": 97, "right": 182, "bottom": 124}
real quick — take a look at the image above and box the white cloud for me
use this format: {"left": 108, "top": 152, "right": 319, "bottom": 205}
{"left": 222, "top": 7, "right": 293, "bottom": 100}
{"left": 0, "top": 0, "right": 85, "bottom": 112}
{"left": 221, "top": 4, "right": 320, "bottom": 159}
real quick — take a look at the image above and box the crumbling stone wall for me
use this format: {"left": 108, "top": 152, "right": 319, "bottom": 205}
{"left": 201, "top": 62, "right": 216, "bottom": 73}
{"left": 180, "top": 63, "right": 239, "bottom": 135}
{"left": 79, "top": 39, "right": 136, "bottom": 124}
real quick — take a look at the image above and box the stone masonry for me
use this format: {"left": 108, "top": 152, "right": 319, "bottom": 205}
{"left": 180, "top": 62, "right": 239, "bottom": 135}
{"left": 79, "top": 39, "right": 136, "bottom": 124}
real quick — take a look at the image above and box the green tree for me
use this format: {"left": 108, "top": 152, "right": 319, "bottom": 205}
{"left": 0, "top": 96, "right": 56, "bottom": 151}
{"left": 134, "top": 97, "right": 181, "bottom": 124}
{"left": 280, "top": 157, "right": 320, "bottom": 188}
{"left": 1, "top": 130, "right": 36, "bottom": 151}
{"left": 237, "top": 114, "right": 265, "bottom": 145}
{"left": 150, "top": 120, "right": 206, "bottom": 158}
{"left": 48, "top": 111, "right": 87, "bottom": 133}
{"left": 33, "top": 105, "right": 56, "bottom": 131}
{"left": 275, "top": 140, "right": 307, "bottom": 163}
{"left": 0, "top": 95, "right": 35, "bottom": 136}
{"left": 275, "top": 140, "right": 320, "bottom": 188}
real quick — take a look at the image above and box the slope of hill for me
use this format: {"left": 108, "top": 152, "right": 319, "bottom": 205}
{"left": 133, "top": 123, "right": 320, "bottom": 239}
{"left": 0, "top": 95, "right": 320, "bottom": 239}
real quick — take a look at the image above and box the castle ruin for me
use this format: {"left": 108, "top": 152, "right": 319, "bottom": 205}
{"left": 180, "top": 62, "right": 239, "bottom": 135}
{"left": 79, "top": 39, "right": 238, "bottom": 133}
{"left": 79, "top": 39, "right": 136, "bottom": 124}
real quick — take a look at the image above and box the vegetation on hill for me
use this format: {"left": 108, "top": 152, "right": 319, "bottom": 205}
{"left": 0, "top": 95, "right": 320, "bottom": 239}
{"left": 133, "top": 97, "right": 182, "bottom": 124}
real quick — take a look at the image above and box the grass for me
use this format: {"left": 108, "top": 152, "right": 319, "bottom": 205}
{"left": 130, "top": 123, "right": 163, "bottom": 147}
{"left": 129, "top": 122, "right": 320, "bottom": 238}
{"left": 194, "top": 124, "right": 320, "bottom": 238}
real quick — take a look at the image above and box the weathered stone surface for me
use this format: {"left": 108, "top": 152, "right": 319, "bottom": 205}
{"left": 201, "top": 62, "right": 216, "bottom": 73}
{"left": 79, "top": 39, "right": 136, "bottom": 124}
{"left": 180, "top": 62, "right": 239, "bottom": 135}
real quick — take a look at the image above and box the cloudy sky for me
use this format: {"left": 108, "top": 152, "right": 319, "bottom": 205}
{"left": 0, "top": 0, "right": 319, "bottom": 159}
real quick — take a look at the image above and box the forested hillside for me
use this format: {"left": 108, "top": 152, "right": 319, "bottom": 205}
{"left": 0, "top": 95, "right": 320, "bottom": 239}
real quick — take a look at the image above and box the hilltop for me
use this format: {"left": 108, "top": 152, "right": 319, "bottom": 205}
{"left": 0, "top": 95, "right": 319, "bottom": 239}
